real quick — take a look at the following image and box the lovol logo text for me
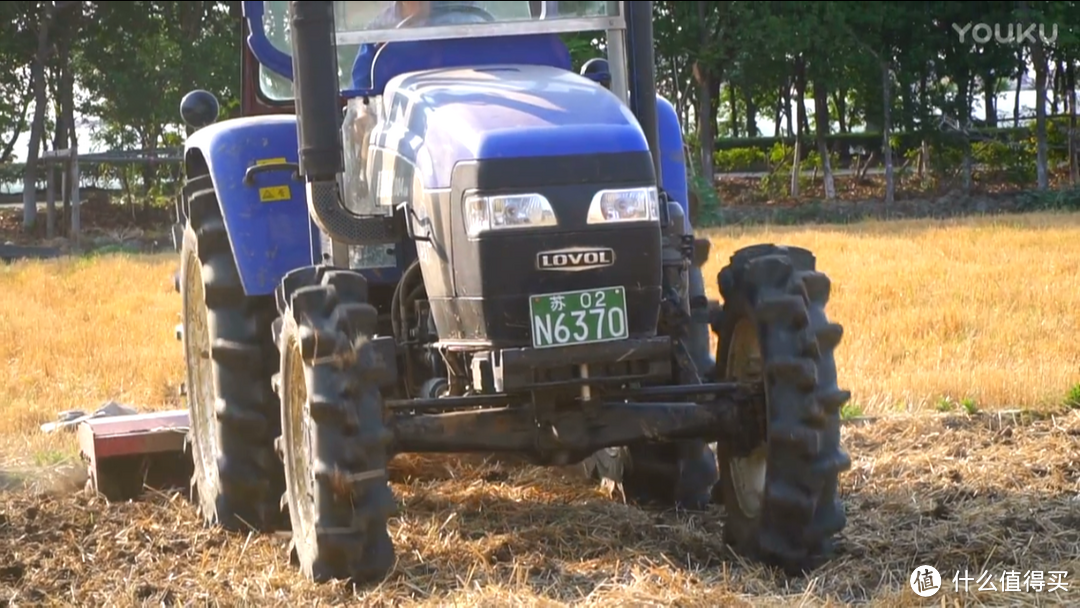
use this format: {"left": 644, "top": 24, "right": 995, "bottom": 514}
{"left": 537, "top": 247, "right": 615, "bottom": 271}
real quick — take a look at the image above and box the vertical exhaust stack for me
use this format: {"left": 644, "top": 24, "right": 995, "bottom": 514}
{"left": 289, "top": 0, "right": 341, "bottom": 181}
{"left": 625, "top": 2, "right": 663, "bottom": 208}
{"left": 626, "top": 1, "right": 690, "bottom": 335}
{"left": 288, "top": 0, "right": 373, "bottom": 245}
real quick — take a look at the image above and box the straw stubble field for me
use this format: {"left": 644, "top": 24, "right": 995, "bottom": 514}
{"left": 1, "top": 212, "right": 1079, "bottom": 606}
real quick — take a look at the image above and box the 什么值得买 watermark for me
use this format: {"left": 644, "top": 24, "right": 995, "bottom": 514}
{"left": 909, "top": 565, "right": 1070, "bottom": 598}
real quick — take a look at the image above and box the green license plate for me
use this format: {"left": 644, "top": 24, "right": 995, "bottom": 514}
{"left": 529, "top": 286, "right": 629, "bottom": 349}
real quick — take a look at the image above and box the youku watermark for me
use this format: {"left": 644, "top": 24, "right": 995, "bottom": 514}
{"left": 953, "top": 22, "right": 1059, "bottom": 45}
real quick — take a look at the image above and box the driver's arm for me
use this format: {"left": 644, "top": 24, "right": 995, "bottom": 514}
{"left": 349, "top": 3, "right": 400, "bottom": 90}
{"left": 352, "top": 42, "right": 379, "bottom": 91}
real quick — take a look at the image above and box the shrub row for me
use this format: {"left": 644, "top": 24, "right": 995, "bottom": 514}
{"left": 711, "top": 117, "right": 1080, "bottom": 173}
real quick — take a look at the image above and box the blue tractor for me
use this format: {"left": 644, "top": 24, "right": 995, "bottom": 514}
{"left": 174, "top": 0, "right": 852, "bottom": 583}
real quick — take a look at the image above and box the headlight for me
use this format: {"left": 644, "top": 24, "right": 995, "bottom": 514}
{"left": 586, "top": 186, "right": 659, "bottom": 224}
{"left": 463, "top": 193, "right": 557, "bottom": 237}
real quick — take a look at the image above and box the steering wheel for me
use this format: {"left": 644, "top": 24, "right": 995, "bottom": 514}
{"left": 396, "top": 3, "right": 496, "bottom": 28}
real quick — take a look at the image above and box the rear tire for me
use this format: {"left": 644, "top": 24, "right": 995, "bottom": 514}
{"left": 275, "top": 267, "right": 397, "bottom": 583}
{"left": 617, "top": 261, "right": 717, "bottom": 509}
{"left": 620, "top": 440, "right": 716, "bottom": 509}
{"left": 712, "top": 245, "right": 851, "bottom": 574}
{"left": 180, "top": 175, "right": 286, "bottom": 531}
{"left": 604, "top": 264, "right": 719, "bottom": 510}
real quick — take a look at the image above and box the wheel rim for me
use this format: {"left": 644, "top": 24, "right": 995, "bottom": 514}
{"left": 726, "top": 317, "right": 768, "bottom": 519}
{"left": 283, "top": 331, "right": 316, "bottom": 551}
{"left": 182, "top": 249, "right": 220, "bottom": 502}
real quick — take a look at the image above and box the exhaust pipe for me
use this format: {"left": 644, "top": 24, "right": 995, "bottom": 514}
{"left": 624, "top": 1, "right": 668, "bottom": 229}
{"left": 625, "top": 1, "right": 659, "bottom": 187}
{"left": 288, "top": 1, "right": 385, "bottom": 245}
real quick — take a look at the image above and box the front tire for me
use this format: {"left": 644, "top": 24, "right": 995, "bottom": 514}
{"left": 180, "top": 176, "right": 285, "bottom": 530}
{"left": 712, "top": 245, "right": 852, "bottom": 573}
{"left": 275, "top": 267, "right": 397, "bottom": 583}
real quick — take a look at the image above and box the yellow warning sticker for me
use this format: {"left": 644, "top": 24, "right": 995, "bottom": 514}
{"left": 254, "top": 158, "right": 291, "bottom": 202}
{"left": 259, "top": 185, "right": 292, "bottom": 202}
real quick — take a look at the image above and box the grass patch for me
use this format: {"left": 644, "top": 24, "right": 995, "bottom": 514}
{"left": 1066, "top": 384, "right": 1080, "bottom": 409}
{"left": 840, "top": 402, "right": 864, "bottom": 420}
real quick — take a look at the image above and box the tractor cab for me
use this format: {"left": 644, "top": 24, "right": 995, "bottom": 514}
{"left": 244, "top": 2, "right": 623, "bottom": 108}
{"left": 250, "top": 2, "right": 575, "bottom": 97}
{"left": 241, "top": 0, "right": 664, "bottom": 352}
{"left": 242, "top": 1, "right": 638, "bottom": 237}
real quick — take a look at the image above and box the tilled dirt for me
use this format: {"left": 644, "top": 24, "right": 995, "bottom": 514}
{"left": 2, "top": 411, "right": 1079, "bottom": 607}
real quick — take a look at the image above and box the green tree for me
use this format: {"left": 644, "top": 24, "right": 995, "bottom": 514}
{"left": 0, "top": 2, "right": 37, "bottom": 163}
{"left": 75, "top": 1, "right": 238, "bottom": 198}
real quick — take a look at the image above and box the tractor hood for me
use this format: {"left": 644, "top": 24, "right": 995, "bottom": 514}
{"left": 371, "top": 64, "right": 651, "bottom": 189}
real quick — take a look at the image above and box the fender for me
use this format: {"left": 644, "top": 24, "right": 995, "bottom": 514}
{"left": 185, "top": 115, "right": 317, "bottom": 296}
{"left": 656, "top": 94, "right": 693, "bottom": 233}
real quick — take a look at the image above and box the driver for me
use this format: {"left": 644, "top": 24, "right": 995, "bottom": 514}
{"left": 350, "top": 1, "right": 484, "bottom": 90}
{"left": 366, "top": 1, "right": 429, "bottom": 29}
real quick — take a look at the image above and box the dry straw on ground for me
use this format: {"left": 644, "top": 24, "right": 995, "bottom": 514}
{"left": 0, "top": 253, "right": 181, "bottom": 466}
{"left": 1, "top": 212, "right": 1079, "bottom": 605}
{"left": 2, "top": 412, "right": 1079, "bottom": 606}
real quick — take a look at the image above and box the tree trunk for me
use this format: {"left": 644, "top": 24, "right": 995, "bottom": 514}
{"left": 58, "top": 20, "right": 77, "bottom": 233}
{"left": 1016, "top": 0, "right": 1048, "bottom": 189}
{"left": 694, "top": 67, "right": 720, "bottom": 181}
{"left": 782, "top": 82, "right": 794, "bottom": 137}
{"left": 1033, "top": 43, "right": 1049, "bottom": 190}
{"left": 797, "top": 96, "right": 811, "bottom": 135}
{"left": 919, "top": 139, "right": 929, "bottom": 179}
{"left": 1050, "top": 64, "right": 1058, "bottom": 116}
{"left": 983, "top": 74, "right": 997, "bottom": 127}
{"left": 773, "top": 85, "right": 783, "bottom": 137}
{"left": 1069, "top": 61, "right": 1077, "bottom": 185}
{"left": 21, "top": 3, "right": 55, "bottom": 231}
{"left": 727, "top": 84, "right": 738, "bottom": 137}
{"left": 51, "top": 71, "right": 67, "bottom": 239}
{"left": 833, "top": 88, "right": 848, "bottom": 133}
{"left": 813, "top": 79, "right": 836, "bottom": 199}
{"left": 882, "top": 62, "right": 895, "bottom": 207}
{"left": 694, "top": 1, "right": 716, "bottom": 183}
{"left": 1052, "top": 59, "right": 1064, "bottom": 115}
{"left": 956, "top": 74, "right": 972, "bottom": 193}
{"left": 743, "top": 88, "right": 757, "bottom": 137}
{"left": 917, "top": 75, "right": 929, "bottom": 178}
{"left": 50, "top": 67, "right": 65, "bottom": 153}
{"left": 791, "top": 55, "right": 807, "bottom": 198}
{"left": 1014, "top": 53, "right": 1024, "bottom": 128}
